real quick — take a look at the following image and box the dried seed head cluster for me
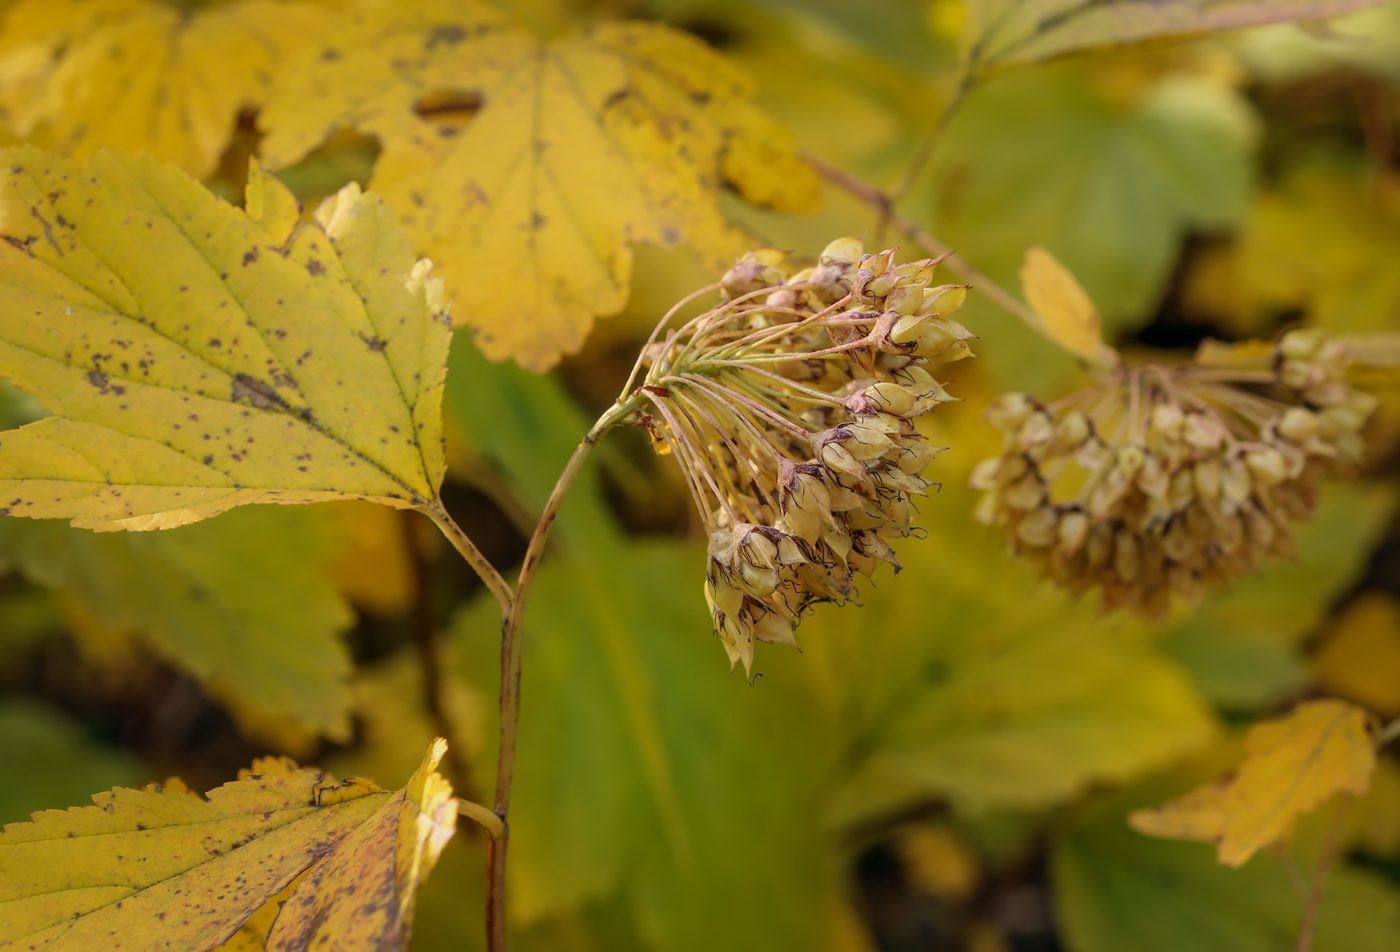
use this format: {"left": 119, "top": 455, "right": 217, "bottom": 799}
{"left": 629, "top": 238, "right": 973, "bottom": 675}
{"left": 970, "top": 329, "right": 1376, "bottom": 619}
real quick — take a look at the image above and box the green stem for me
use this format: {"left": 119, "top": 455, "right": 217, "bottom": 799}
{"left": 457, "top": 798, "right": 506, "bottom": 840}
{"left": 881, "top": 68, "right": 975, "bottom": 216}
{"left": 481, "top": 394, "right": 643, "bottom": 952}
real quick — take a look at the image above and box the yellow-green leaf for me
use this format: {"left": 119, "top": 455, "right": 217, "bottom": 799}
{"left": 0, "top": 506, "right": 356, "bottom": 742}
{"left": 259, "top": 0, "right": 821, "bottom": 371}
{"left": 1130, "top": 700, "right": 1377, "bottom": 867}
{"left": 0, "top": 740, "right": 455, "bottom": 952}
{"left": 964, "top": 0, "right": 1393, "bottom": 72}
{"left": 0, "top": 146, "right": 452, "bottom": 531}
{"left": 0, "top": 0, "right": 334, "bottom": 179}
{"left": 1019, "top": 244, "right": 1118, "bottom": 366}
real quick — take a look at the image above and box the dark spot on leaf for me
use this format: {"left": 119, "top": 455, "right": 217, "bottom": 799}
{"left": 424, "top": 23, "right": 467, "bottom": 48}
{"left": 242, "top": 247, "right": 259, "bottom": 266}
{"left": 85, "top": 371, "right": 124, "bottom": 395}
{"left": 414, "top": 87, "right": 483, "bottom": 124}
{"left": 232, "top": 374, "right": 285, "bottom": 411}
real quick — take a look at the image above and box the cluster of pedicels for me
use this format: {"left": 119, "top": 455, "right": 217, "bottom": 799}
{"left": 629, "top": 238, "right": 973, "bottom": 675}
{"left": 970, "top": 329, "right": 1376, "bottom": 619}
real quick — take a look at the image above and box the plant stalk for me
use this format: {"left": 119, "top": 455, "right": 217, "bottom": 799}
{"left": 481, "top": 395, "right": 643, "bottom": 952}
{"left": 425, "top": 504, "right": 514, "bottom": 619}
{"left": 878, "top": 67, "right": 975, "bottom": 235}
{"left": 1296, "top": 796, "right": 1352, "bottom": 952}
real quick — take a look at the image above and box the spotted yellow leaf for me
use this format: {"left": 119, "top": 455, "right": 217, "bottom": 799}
{"left": 0, "top": 739, "right": 456, "bottom": 952}
{"left": 1019, "top": 244, "right": 1119, "bottom": 368}
{"left": 0, "top": 146, "right": 453, "bottom": 531}
{"left": 0, "top": 0, "right": 334, "bottom": 179}
{"left": 259, "top": 0, "right": 821, "bottom": 371}
{"left": 1130, "top": 699, "right": 1376, "bottom": 867}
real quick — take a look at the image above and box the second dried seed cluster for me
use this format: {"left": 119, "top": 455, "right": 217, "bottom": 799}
{"left": 970, "top": 329, "right": 1376, "bottom": 618}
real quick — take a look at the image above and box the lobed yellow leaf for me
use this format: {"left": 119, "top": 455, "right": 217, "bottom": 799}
{"left": 259, "top": 0, "right": 821, "bottom": 371}
{"left": 1019, "top": 244, "right": 1119, "bottom": 367}
{"left": 0, "top": 146, "right": 453, "bottom": 531}
{"left": 0, "top": 740, "right": 454, "bottom": 952}
{"left": 0, "top": 0, "right": 335, "bottom": 179}
{"left": 1130, "top": 699, "right": 1376, "bottom": 867}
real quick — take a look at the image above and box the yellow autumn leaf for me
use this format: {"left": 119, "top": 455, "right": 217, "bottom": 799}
{"left": 324, "top": 501, "right": 418, "bottom": 616}
{"left": 1130, "top": 699, "right": 1376, "bottom": 867}
{"left": 1314, "top": 592, "right": 1400, "bottom": 718}
{"left": 259, "top": 0, "right": 821, "bottom": 371}
{"left": 1019, "top": 245, "right": 1120, "bottom": 368}
{"left": 0, "top": 0, "right": 335, "bottom": 179}
{"left": 0, "top": 146, "right": 454, "bottom": 531}
{"left": 0, "top": 739, "right": 457, "bottom": 952}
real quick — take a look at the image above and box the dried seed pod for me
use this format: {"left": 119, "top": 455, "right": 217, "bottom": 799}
{"left": 633, "top": 239, "right": 971, "bottom": 674}
{"left": 971, "top": 331, "right": 1375, "bottom": 619}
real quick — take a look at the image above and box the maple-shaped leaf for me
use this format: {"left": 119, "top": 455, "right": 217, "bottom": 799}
{"left": 259, "top": 0, "right": 821, "bottom": 371}
{"left": 0, "top": 0, "right": 334, "bottom": 179}
{"left": 0, "top": 146, "right": 453, "bottom": 532}
{"left": 0, "top": 740, "right": 456, "bottom": 952}
{"left": 1130, "top": 699, "right": 1377, "bottom": 867}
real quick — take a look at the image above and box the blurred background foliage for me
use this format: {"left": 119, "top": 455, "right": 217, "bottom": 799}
{"left": 3, "top": 0, "right": 1400, "bottom": 950}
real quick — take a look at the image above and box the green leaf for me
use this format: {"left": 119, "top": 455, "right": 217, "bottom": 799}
{"left": 443, "top": 338, "right": 613, "bottom": 547}
{"left": 928, "top": 67, "right": 1256, "bottom": 358}
{"left": 963, "top": 0, "right": 1394, "bottom": 72}
{"left": 0, "top": 697, "right": 144, "bottom": 826}
{"left": 1158, "top": 626, "right": 1307, "bottom": 711}
{"left": 827, "top": 618, "right": 1216, "bottom": 814}
{"left": 0, "top": 505, "right": 356, "bottom": 740}
{"left": 1053, "top": 782, "right": 1400, "bottom": 952}
{"left": 453, "top": 541, "right": 839, "bottom": 950}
